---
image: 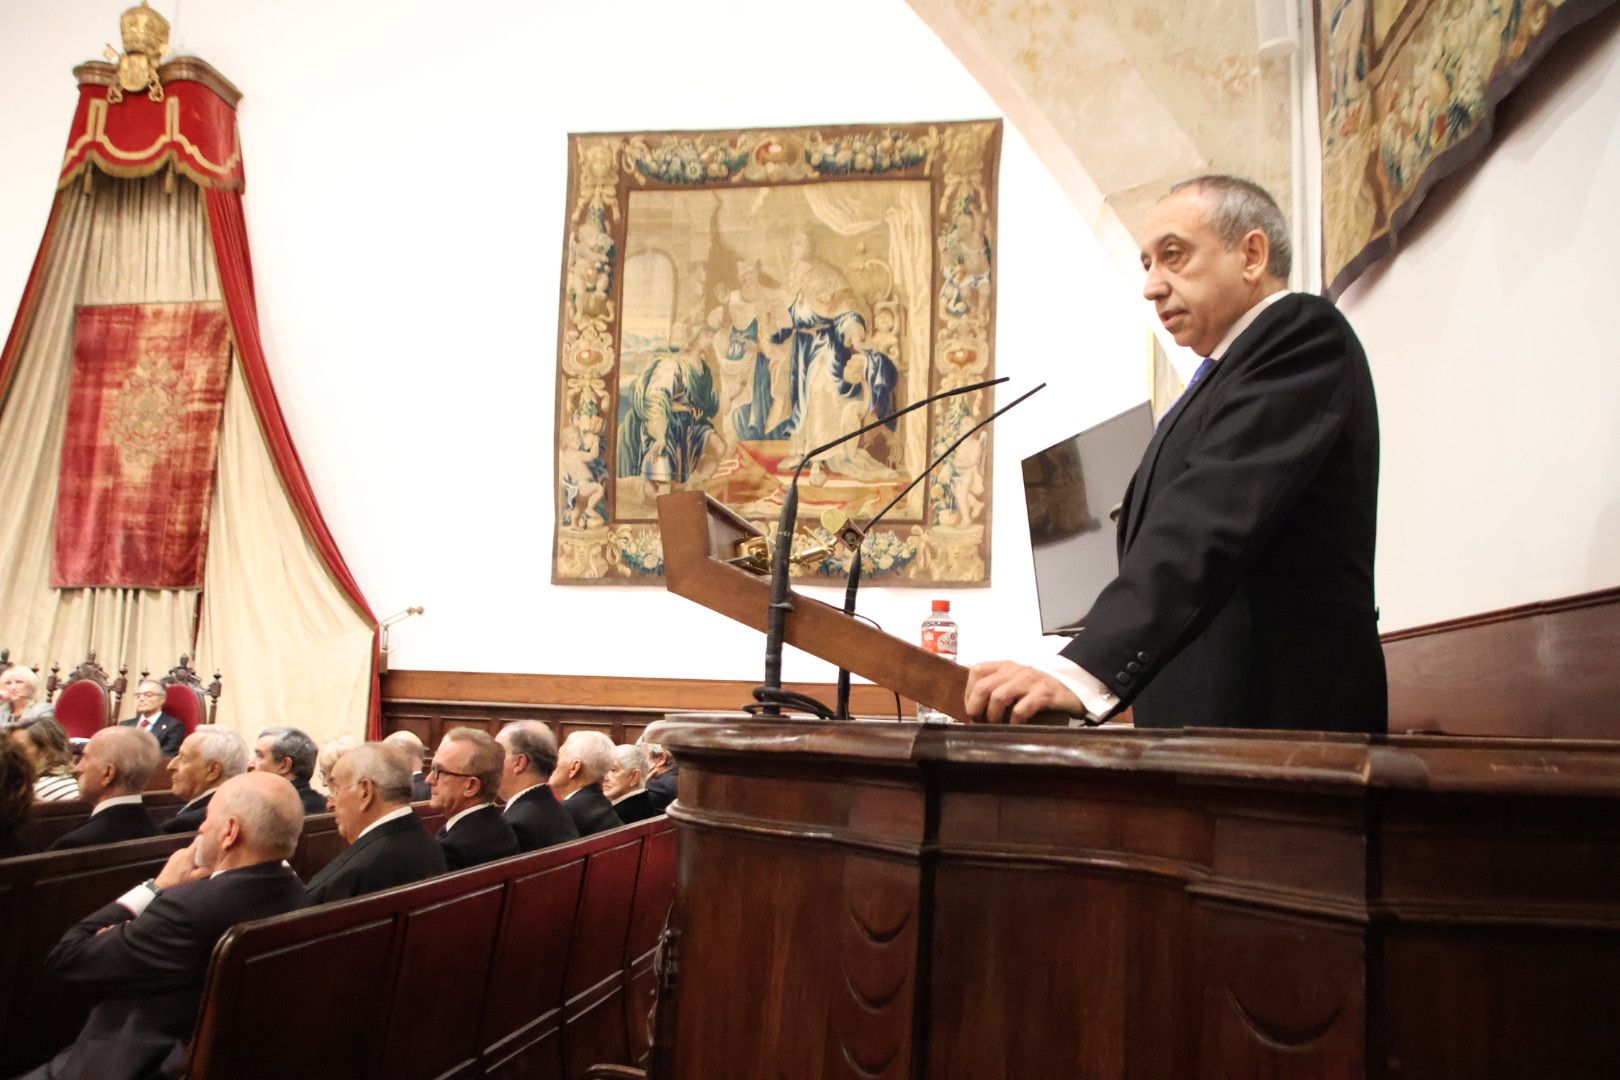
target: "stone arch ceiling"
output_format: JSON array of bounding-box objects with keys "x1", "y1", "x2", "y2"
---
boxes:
[{"x1": 909, "y1": 0, "x2": 1296, "y2": 285}]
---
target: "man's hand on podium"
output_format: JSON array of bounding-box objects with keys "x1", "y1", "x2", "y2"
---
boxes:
[{"x1": 964, "y1": 662, "x2": 1085, "y2": 724}]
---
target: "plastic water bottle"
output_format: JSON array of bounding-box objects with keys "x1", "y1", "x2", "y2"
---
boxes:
[{"x1": 917, "y1": 599, "x2": 958, "y2": 723}]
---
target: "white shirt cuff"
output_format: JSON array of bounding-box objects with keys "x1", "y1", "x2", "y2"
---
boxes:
[
  {"x1": 115, "y1": 880, "x2": 160, "y2": 917},
  {"x1": 1030, "y1": 653, "x2": 1120, "y2": 721}
]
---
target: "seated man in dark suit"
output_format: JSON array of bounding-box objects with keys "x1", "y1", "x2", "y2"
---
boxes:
[
  {"x1": 384, "y1": 729, "x2": 432, "y2": 801},
  {"x1": 47, "y1": 726, "x2": 162, "y2": 851},
  {"x1": 25, "y1": 772, "x2": 309, "y2": 1080},
  {"x1": 639, "y1": 737, "x2": 679, "y2": 813},
  {"x1": 118, "y1": 679, "x2": 185, "y2": 756},
  {"x1": 495, "y1": 721, "x2": 578, "y2": 851},
  {"x1": 251, "y1": 725, "x2": 328, "y2": 814},
  {"x1": 549, "y1": 730, "x2": 623, "y2": 836},
  {"x1": 429, "y1": 726, "x2": 520, "y2": 870},
  {"x1": 162, "y1": 725, "x2": 249, "y2": 834},
  {"x1": 603, "y1": 743, "x2": 658, "y2": 824},
  {"x1": 305, "y1": 742, "x2": 446, "y2": 903}
]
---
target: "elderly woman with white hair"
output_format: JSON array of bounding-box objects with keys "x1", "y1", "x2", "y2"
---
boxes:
[{"x1": 0, "y1": 666, "x2": 54, "y2": 725}]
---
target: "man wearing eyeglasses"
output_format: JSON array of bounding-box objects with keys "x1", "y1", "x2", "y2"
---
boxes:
[
  {"x1": 428, "y1": 727, "x2": 519, "y2": 871},
  {"x1": 119, "y1": 680, "x2": 184, "y2": 756}
]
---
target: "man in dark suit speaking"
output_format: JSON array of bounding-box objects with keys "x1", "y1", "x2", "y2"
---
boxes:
[
  {"x1": 24, "y1": 772, "x2": 309, "y2": 1080},
  {"x1": 967, "y1": 175, "x2": 1386, "y2": 734},
  {"x1": 305, "y1": 742, "x2": 446, "y2": 903}
]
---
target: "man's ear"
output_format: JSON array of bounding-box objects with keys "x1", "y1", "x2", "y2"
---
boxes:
[
  {"x1": 221, "y1": 816, "x2": 243, "y2": 851},
  {"x1": 205, "y1": 761, "x2": 224, "y2": 787},
  {"x1": 1240, "y1": 228, "x2": 1271, "y2": 283}
]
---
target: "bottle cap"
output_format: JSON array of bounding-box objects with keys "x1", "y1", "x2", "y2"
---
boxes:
[{"x1": 931, "y1": 599, "x2": 950, "y2": 612}]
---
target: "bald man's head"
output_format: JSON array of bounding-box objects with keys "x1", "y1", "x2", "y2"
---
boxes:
[
  {"x1": 75, "y1": 725, "x2": 162, "y2": 803},
  {"x1": 195, "y1": 771, "x2": 305, "y2": 870}
]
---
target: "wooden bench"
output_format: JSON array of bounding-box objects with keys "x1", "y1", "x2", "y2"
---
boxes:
[
  {"x1": 14, "y1": 791, "x2": 186, "y2": 853},
  {"x1": 0, "y1": 803, "x2": 440, "y2": 1073},
  {"x1": 189, "y1": 815, "x2": 677, "y2": 1080}
]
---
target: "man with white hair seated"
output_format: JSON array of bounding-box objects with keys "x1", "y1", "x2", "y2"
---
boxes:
[
  {"x1": 383, "y1": 729, "x2": 432, "y2": 801},
  {"x1": 549, "y1": 730, "x2": 623, "y2": 837},
  {"x1": 0, "y1": 665, "x2": 54, "y2": 725},
  {"x1": 495, "y1": 721, "x2": 578, "y2": 851},
  {"x1": 119, "y1": 679, "x2": 184, "y2": 756},
  {"x1": 429, "y1": 727, "x2": 520, "y2": 870},
  {"x1": 25, "y1": 772, "x2": 309, "y2": 1080},
  {"x1": 162, "y1": 725, "x2": 249, "y2": 834},
  {"x1": 603, "y1": 743, "x2": 658, "y2": 825},
  {"x1": 639, "y1": 737, "x2": 679, "y2": 813},
  {"x1": 305, "y1": 742, "x2": 446, "y2": 903},
  {"x1": 47, "y1": 727, "x2": 163, "y2": 851}
]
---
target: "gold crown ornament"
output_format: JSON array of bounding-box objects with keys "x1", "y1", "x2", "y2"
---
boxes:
[{"x1": 104, "y1": 2, "x2": 171, "y2": 103}]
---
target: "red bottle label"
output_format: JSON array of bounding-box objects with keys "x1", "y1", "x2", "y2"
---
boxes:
[{"x1": 921, "y1": 626, "x2": 957, "y2": 657}]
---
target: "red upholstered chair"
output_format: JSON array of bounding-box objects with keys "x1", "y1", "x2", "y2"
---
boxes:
[{"x1": 43, "y1": 651, "x2": 125, "y2": 740}]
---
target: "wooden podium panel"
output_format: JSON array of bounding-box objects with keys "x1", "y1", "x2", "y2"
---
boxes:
[{"x1": 649, "y1": 718, "x2": 1620, "y2": 1079}]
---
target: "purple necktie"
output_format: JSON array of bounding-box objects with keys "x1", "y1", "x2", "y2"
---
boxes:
[{"x1": 1157, "y1": 357, "x2": 1216, "y2": 429}]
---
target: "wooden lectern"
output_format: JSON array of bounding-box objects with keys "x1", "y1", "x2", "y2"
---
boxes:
[
  {"x1": 657, "y1": 490, "x2": 972, "y2": 719},
  {"x1": 650, "y1": 495, "x2": 1620, "y2": 1080}
]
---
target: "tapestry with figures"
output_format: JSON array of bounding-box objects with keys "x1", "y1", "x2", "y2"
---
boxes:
[
  {"x1": 1316, "y1": 0, "x2": 1615, "y2": 297},
  {"x1": 553, "y1": 120, "x2": 1002, "y2": 585}
]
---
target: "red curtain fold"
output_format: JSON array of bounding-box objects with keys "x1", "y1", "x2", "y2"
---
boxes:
[
  {"x1": 204, "y1": 188, "x2": 383, "y2": 737},
  {"x1": 58, "y1": 74, "x2": 244, "y2": 191},
  {"x1": 53, "y1": 302, "x2": 232, "y2": 588},
  {"x1": 0, "y1": 194, "x2": 64, "y2": 410}
]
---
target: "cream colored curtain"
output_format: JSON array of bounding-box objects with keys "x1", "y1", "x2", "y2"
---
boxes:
[
  {"x1": 0, "y1": 172, "x2": 373, "y2": 745},
  {"x1": 193, "y1": 356, "x2": 374, "y2": 746}
]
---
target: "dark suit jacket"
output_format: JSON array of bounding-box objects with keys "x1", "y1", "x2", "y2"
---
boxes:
[
  {"x1": 437, "y1": 804, "x2": 520, "y2": 870},
  {"x1": 119, "y1": 712, "x2": 184, "y2": 756},
  {"x1": 563, "y1": 784, "x2": 624, "y2": 837},
  {"x1": 292, "y1": 779, "x2": 329, "y2": 816},
  {"x1": 646, "y1": 767, "x2": 678, "y2": 812},
  {"x1": 160, "y1": 790, "x2": 215, "y2": 834},
  {"x1": 411, "y1": 772, "x2": 431, "y2": 802},
  {"x1": 47, "y1": 802, "x2": 157, "y2": 851},
  {"x1": 32, "y1": 859, "x2": 308, "y2": 1080},
  {"x1": 305, "y1": 810, "x2": 447, "y2": 904},
  {"x1": 612, "y1": 790, "x2": 659, "y2": 825},
  {"x1": 504, "y1": 784, "x2": 579, "y2": 851},
  {"x1": 1063, "y1": 293, "x2": 1386, "y2": 733}
]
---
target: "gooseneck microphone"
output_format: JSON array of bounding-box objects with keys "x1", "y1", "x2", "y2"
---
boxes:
[
  {"x1": 752, "y1": 375, "x2": 1012, "y2": 719},
  {"x1": 832, "y1": 381, "x2": 1046, "y2": 720}
]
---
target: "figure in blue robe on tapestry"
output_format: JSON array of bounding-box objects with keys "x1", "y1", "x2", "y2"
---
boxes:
[
  {"x1": 617, "y1": 347, "x2": 720, "y2": 497},
  {"x1": 725, "y1": 319, "x2": 795, "y2": 441},
  {"x1": 771, "y1": 230, "x2": 900, "y2": 484}
]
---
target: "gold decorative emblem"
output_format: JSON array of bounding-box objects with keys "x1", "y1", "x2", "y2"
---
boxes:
[
  {"x1": 104, "y1": 2, "x2": 170, "y2": 104},
  {"x1": 112, "y1": 347, "x2": 184, "y2": 475}
]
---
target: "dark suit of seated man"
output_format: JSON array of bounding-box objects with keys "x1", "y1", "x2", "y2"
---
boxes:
[
  {"x1": 23, "y1": 772, "x2": 309, "y2": 1080},
  {"x1": 640, "y1": 739, "x2": 679, "y2": 813},
  {"x1": 119, "y1": 679, "x2": 185, "y2": 756},
  {"x1": 429, "y1": 726, "x2": 520, "y2": 871},
  {"x1": 251, "y1": 725, "x2": 330, "y2": 815},
  {"x1": 161, "y1": 725, "x2": 250, "y2": 834},
  {"x1": 47, "y1": 726, "x2": 162, "y2": 851},
  {"x1": 604, "y1": 743, "x2": 659, "y2": 825},
  {"x1": 496, "y1": 721, "x2": 579, "y2": 851},
  {"x1": 550, "y1": 730, "x2": 625, "y2": 837},
  {"x1": 305, "y1": 742, "x2": 447, "y2": 903}
]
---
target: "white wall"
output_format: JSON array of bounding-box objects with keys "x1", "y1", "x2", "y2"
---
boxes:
[
  {"x1": 0, "y1": 1, "x2": 1149, "y2": 680},
  {"x1": 1339, "y1": 17, "x2": 1620, "y2": 630}
]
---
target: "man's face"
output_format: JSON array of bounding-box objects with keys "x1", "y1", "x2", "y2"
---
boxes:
[
  {"x1": 1139, "y1": 187, "x2": 1262, "y2": 360},
  {"x1": 74, "y1": 733, "x2": 112, "y2": 801},
  {"x1": 133, "y1": 685, "x2": 164, "y2": 715},
  {"x1": 1, "y1": 670, "x2": 32, "y2": 708},
  {"x1": 427, "y1": 739, "x2": 478, "y2": 812},
  {"x1": 494, "y1": 732, "x2": 523, "y2": 800},
  {"x1": 194, "y1": 795, "x2": 234, "y2": 871},
  {"x1": 547, "y1": 748, "x2": 577, "y2": 791},
  {"x1": 168, "y1": 734, "x2": 216, "y2": 802},
  {"x1": 252, "y1": 737, "x2": 290, "y2": 778},
  {"x1": 329, "y1": 758, "x2": 367, "y2": 843},
  {"x1": 602, "y1": 760, "x2": 641, "y2": 800}
]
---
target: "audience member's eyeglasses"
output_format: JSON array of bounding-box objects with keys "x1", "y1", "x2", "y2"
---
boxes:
[{"x1": 425, "y1": 763, "x2": 476, "y2": 780}]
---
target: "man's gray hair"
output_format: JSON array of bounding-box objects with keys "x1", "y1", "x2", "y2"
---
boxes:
[
  {"x1": 259, "y1": 726, "x2": 318, "y2": 783},
  {"x1": 1169, "y1": 174, "x2": 1292, "y2": 281},
  {"x1": 137, "y1": 678, "x2": 165, "y2": 697},
  {"x1": 442, "y1": 727, "x2": 505, "y2": 801},
  {"x1": 562, "y1": 730, "x2": 615, "y2": 784},
  {"x1": 343, "y1": 742, "x2": 414, "y2": 804},
  {"x1": 99, "y1": 725, "x2": 163, "y2": 792},
  {"x1": 382, "y1": 730, "x2": 426, "y2": 769},
  {"x1": 611, "y1": 743, "x2": 649, "y2": 779},
  {"x1": 190, "y1": 725, "x2": 249, "y2": 779},
  {"x1": 635, "y1": 734, "x2": 667, "y2": 759},
  {"x1": 215, "y1": 777, "x2": 303, "y2": 857},
  {"x1": 500, "y1": 721, "x2": 559, "y2": 778}
]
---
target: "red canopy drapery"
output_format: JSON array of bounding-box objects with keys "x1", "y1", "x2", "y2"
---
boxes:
[{"x1": 3, "y1": 57, "x2": 382, "y2": 736}]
